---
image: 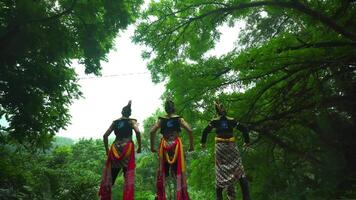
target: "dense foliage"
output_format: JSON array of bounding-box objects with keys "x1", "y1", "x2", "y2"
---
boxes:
[
  {"x1": 1, "y1": 0, "x2": 355, "y2": 199},
  {"x1": 0, "y1": 134, "x2": 186, "y2": 200},
  {"x1": 133, "y1": 0, "x2": 356, "y2": 199},
  {"x1": 0, "y1": 138, "x2": 105, "y2": 199},
  {"x1": 0, "y1": 118, "x2": 214, "y2": 200},
  {"x1": 0, "y1": 0, "x2": 143, "y2": 148}
]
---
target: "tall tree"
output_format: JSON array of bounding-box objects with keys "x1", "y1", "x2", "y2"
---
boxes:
[
  {"x1": 134, "y1": 0, "x2": 356, "y2": 199},
  {"x1": 0, "y1": 0, "x2": 143, "y2": 148}
]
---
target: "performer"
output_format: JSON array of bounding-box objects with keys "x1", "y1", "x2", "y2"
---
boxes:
[
  {"x1": 201, "y1": 101, "x2": 251, "y2": 200},
  {"x1": 99, "y1": 100, "x2": 142, "y2": 200},
  {"x1": 150, "y1": 100, "x2": 194, "y2": 200}
]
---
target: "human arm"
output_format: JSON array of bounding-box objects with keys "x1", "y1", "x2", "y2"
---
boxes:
[
  {"x1": 150, "y1": 120, "x2": 160, "y2": 153},
  {"x1": 180, "y1": 118, "x2": 194, "y2": 151},
  {"x1": 103, "y1": 123, "x2": 114, "y2": 155},
  {"x1": 132, "y1": 120, "x2": 142, "y2": 153},
  {"x1": 201, "y1": 123, "x2": 213, "y2": 149},
  {"x1": 236, "y1": 122, "x2": 250, "y2": 145}
]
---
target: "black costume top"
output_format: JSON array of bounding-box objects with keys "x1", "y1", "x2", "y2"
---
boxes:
[
  {"x1": 201, "y1": 116, "x2": 249, "y2": 144},
  {"x1": 159, "y1": 116, "x2": 181, "y2": 136},
  {"x1": 112, "y1": 118, "x2": 136, "y2": 140}
]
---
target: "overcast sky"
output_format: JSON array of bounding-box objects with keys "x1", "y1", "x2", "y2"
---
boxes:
[
  {"x1": 57, "y1": 21, "x2": 244, "y2": 139},
  {"x1": 57, "y1": 25, "x2": 164, "y2": 139}
]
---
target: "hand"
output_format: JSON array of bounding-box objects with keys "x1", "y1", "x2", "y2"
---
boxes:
[
  {"x1": 137, "y1": 147, "x2": 142, "y2": 154},
  {"x1": 200, "y1": 143, "x2": 206, "y2": 149}
]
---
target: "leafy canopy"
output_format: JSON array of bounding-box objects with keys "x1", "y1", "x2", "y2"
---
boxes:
[
  {"x1": 134, "y1": 0, "x2": 356, "y2": 199},
  {"x1": 0, "y1": 0, "x2": 143, "y2": 148}
]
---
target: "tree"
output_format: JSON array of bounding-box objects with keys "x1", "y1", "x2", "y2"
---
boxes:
[
  {"x1": 0, "y1": 0, "x2": 143, "y2": 148},
  {"x1": 134, "y1": 0, "x2": 356, "y2": 199}
]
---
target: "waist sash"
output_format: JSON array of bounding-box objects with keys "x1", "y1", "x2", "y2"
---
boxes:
[{"x1": 98, "y1": 141, "x2": 135, "y2": 200}]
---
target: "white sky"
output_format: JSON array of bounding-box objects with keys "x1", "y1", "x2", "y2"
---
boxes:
[
  {"x1": 57, "y1": 25, "x2": 165, "y2": 139},
  {"x1": 57, "y1": 21, "x2": 244, "y2": 139}
]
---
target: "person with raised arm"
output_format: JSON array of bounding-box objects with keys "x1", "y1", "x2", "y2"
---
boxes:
[
  {"x1": 201, "y1": 101, "x2": 251, "y2": 200},
  {"x1": 150, "y1": 100, "x2": 194, "y2": 200},
  {"x1": 99, "y1": 100, "x2": 142, "y2": 200}
]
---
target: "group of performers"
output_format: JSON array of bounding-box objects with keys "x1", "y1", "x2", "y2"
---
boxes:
[{"x1": 99, "y1": 100, "x2": 251, "y2": 200}]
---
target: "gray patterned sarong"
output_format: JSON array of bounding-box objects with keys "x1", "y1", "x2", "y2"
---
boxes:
[{"x1": 215, "y1": 141, "x2": 245, "y2": 188}]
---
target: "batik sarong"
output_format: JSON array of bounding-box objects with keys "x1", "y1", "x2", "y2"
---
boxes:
[
  {"x1": 215, "y1": 137, "x2": 245, "y2": 188},
  {"x1": 156, "y1": 137, "x2": 190, "y2": 200},
  {"x1": 99, "y1": 140, "x2": 135, "y2": 200}
]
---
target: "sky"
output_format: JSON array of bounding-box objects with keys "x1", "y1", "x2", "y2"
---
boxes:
[
  {"x1": 57, "y1": 25, "x2": 165, "y2": 139},
  {"x1": 57, "y1": 21, "x2": 244, "y2": 139}
]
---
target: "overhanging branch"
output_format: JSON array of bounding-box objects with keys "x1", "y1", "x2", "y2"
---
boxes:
[
  {"x1": 28, "y1": 0, "x2": 78, "y2": 23},
  {"x1": 153, "y1": 0, "x2": 356, "y2": 42}
]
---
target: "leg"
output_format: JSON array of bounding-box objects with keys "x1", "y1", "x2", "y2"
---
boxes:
[
  {"x1": 111, "y1": 166, "x2": 122, "y2": 185},
  {"x1": 165, "y1": 163, "x2": 178, "y2": 200},
  {"x1": 123, "y1": 167, "x2": 127, "y2": 177},
  {"x1": 239, "y1": 176, "x2": 251, "y2": 200},
  {"x1": 165, "y1": 161, "x2": 170, "y2": 177},
  {"x1": 216, "y1": 185, "x2": 223, "y2": 200},
  {"x1": 170, "y1": 164, "x2": 177, "y2": 200},
  {"x1": 170, "y1": 161, "x2": 177, "y2": 181},
  {"x1": 226, "y1": 184, "x2": 236, "y2": 200}
]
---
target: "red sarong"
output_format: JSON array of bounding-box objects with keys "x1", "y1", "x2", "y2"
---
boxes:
[
  {"x1": 156, "y1": 137, "x2": 190, "y2": 200},
  {"x1": 99, "y1": 141, "x2": 135, "y2": 200}
]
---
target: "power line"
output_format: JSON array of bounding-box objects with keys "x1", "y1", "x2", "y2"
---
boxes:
[{"x1": 78, "y1": 72, "x2": 149, "y2": 80}]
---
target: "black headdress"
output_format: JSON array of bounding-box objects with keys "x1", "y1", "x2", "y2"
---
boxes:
[
  {"x1": 214, "y1": 100, "x2": 226, "y2": 116},
  {"x1": 122, "y1": 100, "x2": 132, "y2": 117},
  {"x1": 164, "y1": 99, "x2": 175, "y2": 114}
]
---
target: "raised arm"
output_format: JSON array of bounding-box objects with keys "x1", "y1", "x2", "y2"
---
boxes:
[
  {"x1": 180, "y1": 118, "x2": 194, "y2": 151},
  {"x1": 132, "y1": 120, "x2": 142, "y2": 153},
  {"x1": 201, "y1": 123, "x2": 214, "y2": 148},
  {"x1": 150, "y1": 120, "x2": 160, "y2": 153},
  {"x1": 103, "y1": 123, "x2": 114, "y2": 156},
  {"x1": 236, "y1": 122, "x2": 250, "y2": 145}
]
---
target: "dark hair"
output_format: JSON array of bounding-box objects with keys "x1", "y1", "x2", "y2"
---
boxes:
[
  {"x1": 164, "y1": 100, "x2": 175, "y2": 114},
  {"x1": 121, "y1": 100, "x2": 132, "y2": 117},
  {"x1": 214, "y1": 101, "x2": 226, "y2": 116}
]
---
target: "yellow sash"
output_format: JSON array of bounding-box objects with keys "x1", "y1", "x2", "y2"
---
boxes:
[
  {"x1": 159, "y1": 137, "x2": 186, "y2": 172},
  {"x1": 111, "y1": 142, "x2": 132, "y2": 159}
]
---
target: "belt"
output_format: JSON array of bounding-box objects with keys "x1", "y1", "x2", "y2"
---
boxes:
[{"x1": 215, "y1": 136, "x2": 236, "y2": 143}]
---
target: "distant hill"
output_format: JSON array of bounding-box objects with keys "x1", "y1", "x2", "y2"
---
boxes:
[{"x1": 53, "y1": 136, "x2": 75, "y2": 147}]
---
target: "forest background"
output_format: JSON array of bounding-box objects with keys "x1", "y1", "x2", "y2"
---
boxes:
[{"x1": 1, "y1": 0, "x2": 355, "y2": 199}]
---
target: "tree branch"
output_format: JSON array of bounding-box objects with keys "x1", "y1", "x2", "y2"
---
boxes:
[
  {"x1": 0, "y1": 0, "x2": 77, "y2": 44},
  {"x1": 285, "y1": 0, "x2": 356, "y2": 41},
  {"x1": 154, "y1": 1, "x2": 356, "y2": 42},
  {"x1": 27, "y1": 0, "x2": 77, "y2": 23},
  {"x1": 255, "y1": 128, "x2": 322, "y2": 164},
  {"x1": 223, "y1": 0, "x2": 356, "y2": 41},
  {"x1": 277, "y1": 40, "x2": 356, "y2": 52}
]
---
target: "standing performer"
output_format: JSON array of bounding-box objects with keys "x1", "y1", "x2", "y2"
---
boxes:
[
  {"x1": 150, "y1": 100, "x2": 194, "y2": 200},
  {"x1": 201, "y1": 101, "x2": 251, "y2": 200},
  {"x1": 99, "y1": 100, "x2": 142, "y2": 200}
]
